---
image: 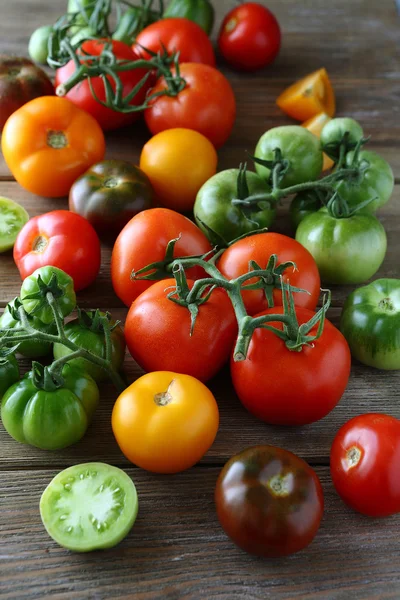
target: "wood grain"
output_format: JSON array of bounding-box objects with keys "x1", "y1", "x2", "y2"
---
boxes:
[{"x1": 1, "y1": 468, "x2": 400, "y2": 600}]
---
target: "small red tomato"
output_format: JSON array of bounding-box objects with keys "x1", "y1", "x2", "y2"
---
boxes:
[
  {"x1": 14, "y1": 210, "x2": 101, "y2": 291},
  {"x1": 330, "y1": 414, "x2": 400, "y2": 517},
  {"x1": 218, "y1": 2, "x2": 281, "y2": 72},
  {"x1": 215, "y1": 445, "x2": 324, "y2": 557}
]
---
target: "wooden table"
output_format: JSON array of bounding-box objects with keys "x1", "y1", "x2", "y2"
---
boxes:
[{"x1": 1, "y1": 1, "x2": 400, "y2": 598}]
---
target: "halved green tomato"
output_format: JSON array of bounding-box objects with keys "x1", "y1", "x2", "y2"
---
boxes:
[
  {"x1": 0, "y1": 197, "x2": 29, "y2": 253},
  {"x1": 40, "y1": 463, "x2": 138, "y2": 552}
]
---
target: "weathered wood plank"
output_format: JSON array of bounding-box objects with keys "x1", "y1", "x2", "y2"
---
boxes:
[{"x1": 1, "y1": 467, "x2": 399, "y2": 600}]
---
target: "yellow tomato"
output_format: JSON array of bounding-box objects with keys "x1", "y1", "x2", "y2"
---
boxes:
[
  {"x1": 139, "y1": 128, "x2": 218, "y2": 212},
  {"x1": 112, "y1": 371, "x2": 219, "y2": 474},
  {"x1": 302, "y1": 113, "x2": 335, "y2": 171},
  {"x1": 277, "y1": 68, "x2": 335, "y2": 122}
]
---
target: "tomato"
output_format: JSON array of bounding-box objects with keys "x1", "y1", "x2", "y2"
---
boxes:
[
  {"x1": 125, "y1": 279, "x2": 237, "y2": 382},
  {"x1": 0, "y1": 355, "x2": 20, "y2": 399},
  {"x1": 14, "y1": 211, "x2": 101, "y2": 292},
  {"x1": 140, "y1": 128, "x2": 218, "y2": 211},
  {"x1": 28, "y1": 25, "x2": 54, "y2": 64},
  {"x1": 144, "y1": 63, "x2": 236, "y2": 149},
  {"x1": 1, "y1": 364, "x2": 99, "y2": 450},
  {"x1": 295, "y1": 208, "x2": 387, "y2": 285},
  {"x1": 333, "y1": 150, "x2": 394, "y2": 214},
  {"x1": 40, "y1": 463, "x2": 138, "y2": 552},
  {"x1": 320, "y1": 117, "x2": 364, "y2": 161},
  {"x1": 194, "y1": 168, "x2": 275, "y2": 244},
  {"x1": 0, "y1": 196, "x2": 29, "y2": 253},
  {"x1": 289, "y1": 190, "x2": 322, "y2": 230},
  {"x1": 0, "y1": 56, "x2": 54, "y2": 131},
  {"x1": 55, "y1": 40, "x2": 150, "y2": 131},
  {"x1": 0, "y1": 298, "x2": 56, "y2": 358},
  {"x1": 330, "y1": 414, "x2": 400, "y2": 517},
  {"x1": 112, "y1": 371, "x2": 219, "y2": 473},
  {"x1": 218, "y1": 2, "x2": 281, "y2": 72},
  {"x1": 68, "y1": 160, "x2": 154, "y2": 238},
  {"x1": 302, "y1": 113, "x2": 334, "y2": 172},
  {"x1": 231, "y1": 306, "x2": 351, "y2": 425},
  {"x1": 1, "y1": 96, "x2": 105, "y2": 198},
  {"x1": 163, "y1": 0, "x2": 215, "y2": 35},
  {"x1": 218, "y1": 233, "x2": 321, "y2": 315},
  {"x1": 215, "y1": 446, "x2": 324, "y2": 557},
  {"x1": 254, "y1": 126, "x2": 323, "y2": 188},
  {"x1": 276, "y1": 68, "x2": 335, "y2": 121},
  {"x1": 111, "y1": 208, "x2": 212, "y2": 307},
  {"x1": 134, "y1": 18, "x2": 216, "y2": 66},
  {"x1": 53, "y1": 310, "x2": 126, "y2": 382},
  {"x1": 340, "y1": 279, "x2": 400, "y2": 370},
  {"x1": 20, "y1": 266, "x2": 76, "y2": 325}
]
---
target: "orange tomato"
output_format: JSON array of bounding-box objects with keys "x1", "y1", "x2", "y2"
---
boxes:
[
  {"x1": 139, "y1": 128, "x2": 218, "y2": 212},
  {"x1": 302, "y1": 113, "x2": 335, "y2": 171},
  {"x1": 276, "y1": 68, "x2": 335, "y2": 122},
  {"x1": 1, "y1": 96, "x2": 105, "y2": 197},
  {"x1": 112, "y1": 372, "x2": 219, "y2": 474}
]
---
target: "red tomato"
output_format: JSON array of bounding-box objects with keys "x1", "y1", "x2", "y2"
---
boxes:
[
  {"x1": 134, "y1": 18, "x2": 216, "y2": 66},
  {"x1": 125, "y1": 279, "x2": 237, "y2": 382},
  {"x1": 231, "y1": 306, "x2": 351, "y2": 425},
  {"x1": 218, "y1": 2, "x2": 281, "y2": 72},
  {"x1": 111, "y1": 208, "x2": 212, "y2": 307},
  {"x1": 218, "y1": 233, "x2": 321, "y2": 315},
  {"x1": 13, "y1": 210, "x2": 101, "y2": 291},
  {"x1": 145, "y1": 63, "x2": 236, "y2": 149},
  {"x1": 55, "y1": 40, "x2": 150, "y2": 131},
  {"x1": 331, "y1": 414, "x2": 400, "y2": 517}
]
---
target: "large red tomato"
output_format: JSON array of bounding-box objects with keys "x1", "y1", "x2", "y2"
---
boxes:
[
  {"x1": 55, "y1": 40, "x2": 150, "y2": 131},
  {"x1": 125, "y1": 279, "x2": 237, "y2": 382},
  {"x1": 231, "y1": 306, "x2": 351, "y2": 425},
  {"x1": 218, "y1": 232, "x2": 321, "y2": 315},
  {"x1": 144, "y1": 63, "x2": 236, "y2": 149},
  {"x1": 111, "y1": 208, "x2": 212, "y2": 307},
  {"x1": 331, "y1": 413, "x2": 400, "y2": 517},
  {"x1": 13, "y1": 210, "x2": 101, "y2": 291},
  {"x1": 134, "y1": 18, "x2": 216, "y2": 66}
]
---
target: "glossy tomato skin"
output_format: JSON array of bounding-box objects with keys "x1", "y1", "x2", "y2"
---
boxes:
[
  {"x1": 145, "y1": 63, "x2": 236, "y2": 149},
  {"x1": 111, "y1": 208, "x2": 212, "y2": 307},
  {"x1": 1, "y1": 96, "x2": 105, "y2": 198},
  {"x1": 68, "y1": 160, "x2": 154, "y2": 238},
  {"x1": 218, "y1": 3, "x2": 281, "y2": 72},
  {"x1": 330, "y1": 414, "x2": 400, "y2": 517},
  {"x1": 125, "y1": 279, "x2": 237, "y2": 382},
  {"x1": 296, "y1": 208, "x2": 387, "y2": 285},
  {"x1": 134, "y1": 18, "x2": 216, "y2": 66},
  {"x1": 14, "y1": 210, "x2": 101, "y2": 292},
  {"x1": 218, "y1": 233, "x2": 321, "y2": 315},
  {"x1": 340, "y1": 279, "x2": 400, "y2": 370},
  {"x1": 290, "y1": 190, "x2": 322, "y2": 230},
  {"x1": 163, "y1": 0, "x2": 215, "y2": 35},
  {"x1": 55, "y1": 40, "x2": 149, "y2": 131},
  {"x1": 231, "y1": 307, "x2": 351, "y2": 425},
  {"x1": 112, "y1": 371, "x2": 219, "y2": 473},
  {"x1": 215, "y1": 446, "x2": 324, "y2": 557},
  {"x1": 0, "y1": 56, "x2": 54, "y2": 131}
]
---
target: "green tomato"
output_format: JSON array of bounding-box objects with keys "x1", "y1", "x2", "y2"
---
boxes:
[
  {"x1": 320, "y1": 118, "x2": 364, "y2": 160},
  {"x1": 254, "y1": 126, "x2": 323, "y2": 188},
  {"x1": 40, "y1": 462, "x2": 138, "y2": 552},
  {"x1": 113, "y1": 6, "x2": 159, "y2": 44},
  {"x1": 0, "y1": 197, "x2": 29, "y2": 253},
  {"x1": 20, "y1": 266, "x2": 76, "y2": 325},
  {"x1": 28, "y1": 25, "x2": 54, "y2": 64},
  {"x1": 289, "y1": 190, "x2": 322, "y2": 230},
  {"x1": 1, "y1": 364, "x2": 99, "y2": 450},
  {"x1": 340, "y1": 279, "x2": 400, "y2": 371},
  {"x1": 53, "y1": 311, "x2": 126, "y2": 382},
  {"x1": 334, "y1": 150, "x2": 394, "y2": 214},
  {"x1": 0, "y1": 298, "x2": 56, "y2": 358},
  {"x1": 194, "y1": 169, "x2": 276, "y2": 244},
  {"x1": 0, "y1": 355, "x2": 20, "y2": 399},
  {"x1": 295, "y1": 207, "x2": 387, "y2": 285},
  {"x1": 163, "y1": 0, "x2": 215, "y2": 35}
]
